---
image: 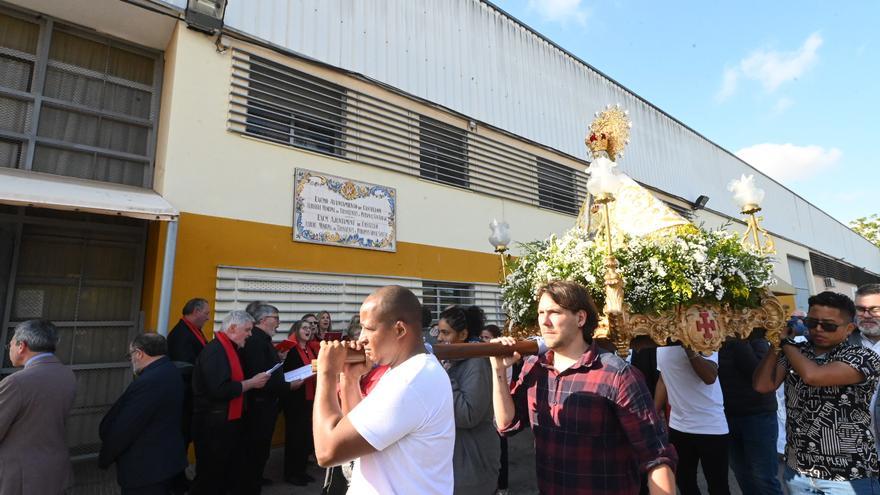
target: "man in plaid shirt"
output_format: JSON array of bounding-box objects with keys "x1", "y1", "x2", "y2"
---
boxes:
[{"x1": 491, "y1": 281, "x2": 677, "y2": 494}]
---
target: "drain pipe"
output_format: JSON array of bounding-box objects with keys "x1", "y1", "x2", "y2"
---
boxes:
[{"x1": 156, "y1": 218, "x2": 179, "y2": 336}]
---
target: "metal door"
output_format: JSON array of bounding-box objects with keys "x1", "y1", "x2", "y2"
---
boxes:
[{"x1": 0, "y1": 208, "x2": 146, "y2": 459}]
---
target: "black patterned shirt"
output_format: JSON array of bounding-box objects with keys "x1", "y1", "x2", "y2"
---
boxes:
[{"x1": 779, "y1": 341, "x2": 880, "y2": 480}]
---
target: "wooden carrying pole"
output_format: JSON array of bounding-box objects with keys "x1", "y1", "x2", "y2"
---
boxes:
[{"x1": 312, "y1": 339, "x2": 543, "y2": 370}]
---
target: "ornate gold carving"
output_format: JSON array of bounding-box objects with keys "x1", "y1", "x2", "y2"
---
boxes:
[
  {"x1": 586, "y1": 106, "x2": 631, "y2": 160},
  {"x1": 508, "y1": 291, "x2": 785, "y2": 355},
  {"x1": 680, "y1": 305, "x2": 726, "y2": 353},
  {"x1": 612, "y1": 289, "x2": 786, "y2": 355},
  {"x1": 741, "y1": 206, "x2": 777, "y2": 255}
]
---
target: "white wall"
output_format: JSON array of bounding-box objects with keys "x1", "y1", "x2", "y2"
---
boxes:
[
  {"x1": 154, "y1": 26, "x2": 574, "y2": 254},
  {"x1": 221, "y1": 0, "x2": 880, "y2": 272}
]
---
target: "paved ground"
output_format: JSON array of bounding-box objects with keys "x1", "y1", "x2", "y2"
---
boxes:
[
  {"x1": 262, "y1": 429, "x2": 540, "y2": 494},
  {"x1": 73, "y1": 427, "x2": 748, "y2": 494},
  {"x1": 261, "y1": 429, "x2": 744, "y2": 495}
]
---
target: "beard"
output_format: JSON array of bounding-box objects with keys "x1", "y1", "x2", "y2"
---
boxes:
[{"x1": 858, "y1": 317, "x2": 880, "y2": 337}]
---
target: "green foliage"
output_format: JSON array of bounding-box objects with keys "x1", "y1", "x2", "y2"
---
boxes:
[
  {"x1": 850, "y1": 214, "x2": 880, "y2": 248},
  {"x1": 501, "y1": 226, "x2": 775, "y2": 328}
]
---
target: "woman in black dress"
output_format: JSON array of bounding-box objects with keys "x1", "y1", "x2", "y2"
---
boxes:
[{"x1": 281, "y1": 320, "x2": 317, "y2": 486}]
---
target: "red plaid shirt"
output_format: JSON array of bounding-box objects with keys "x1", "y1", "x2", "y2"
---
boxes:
[{"x1": 499, "y1": 345, "x2": 677, "y2": 495}]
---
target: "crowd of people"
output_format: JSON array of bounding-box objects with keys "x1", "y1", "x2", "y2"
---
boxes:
[{"x1": 1, "y1": 282, "x2": 880, "y2": 495}]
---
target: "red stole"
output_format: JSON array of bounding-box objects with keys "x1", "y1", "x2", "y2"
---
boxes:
[
  {"x1": 216, "y1": 332, "x2": 244, "y2": 421},
  {"x1": 360, "y1": 365, "x2": 390, "y2": 396},
  {"x1": 308, "y1": 337, "x2": 321, "y2": 356},
  {"x1": 181, "y1": 318, "x2": 207, "y2": 347},
  {"x1": 292, "y1": 337, "x2": 317, "y2": 401}
]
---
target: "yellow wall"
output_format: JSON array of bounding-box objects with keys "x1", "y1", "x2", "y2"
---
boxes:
[{"x1": 142, "y1": 212, "x2": 503, "y2": 334}]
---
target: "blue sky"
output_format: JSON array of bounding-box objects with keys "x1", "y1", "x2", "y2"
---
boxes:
[{"x1": 494, "y1": 1, "x2": 878, "y2": 225}]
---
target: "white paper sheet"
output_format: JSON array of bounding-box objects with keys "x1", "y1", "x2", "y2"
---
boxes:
[{"x1": 284, "y1": 364, "x2": 314, "y2": 383}]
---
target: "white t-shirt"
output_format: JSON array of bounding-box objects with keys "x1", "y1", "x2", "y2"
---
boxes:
[
  {"x1": 657, "y1": 346, "x2": 728, "y2": 435},
  {"x1": 347, "y1": 352, "x2": 455, "y2": 495}
]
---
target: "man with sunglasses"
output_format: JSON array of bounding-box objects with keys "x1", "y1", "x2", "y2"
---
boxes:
[{"x1": 755, "y1": 291, "x2": 880, "y2": 494}]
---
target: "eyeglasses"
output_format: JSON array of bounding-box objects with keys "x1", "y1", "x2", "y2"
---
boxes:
[
  {"x1": 803, "y1": 317, "x2": 847, "y2": 333},
  {"x1": 123, "y1": 348, "x2": 141, "y2": 360},
  {"x1": 856, "y1": 306, "x2": 880, "y2": 317}
]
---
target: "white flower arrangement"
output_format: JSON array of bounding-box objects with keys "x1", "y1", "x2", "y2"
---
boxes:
[{"x1": 502, "y1": 225, "x2": 775, "y2": 328}]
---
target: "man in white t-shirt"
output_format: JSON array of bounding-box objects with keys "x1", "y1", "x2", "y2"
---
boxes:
[
  {"x1": 312, "y1": 285, "x2": 455, "y2": 495},
  {"x1": 656, "y1": 346, "x2": 729, "y2": 495}
]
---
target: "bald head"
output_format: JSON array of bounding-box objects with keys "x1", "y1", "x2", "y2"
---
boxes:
[{"x1": 363, "y1": 285, "x2": 423, "y2": 331}]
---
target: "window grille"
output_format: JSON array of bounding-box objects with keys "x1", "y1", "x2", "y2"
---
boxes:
[
  {"x1": 809, "y1": 252, "x2": 880, "y2": 286},
  {"x1": 243, "y1": 56, "x2": 346, "y2": 157},
  {"x1": 537, "y1": 157, "x2": 578, "y2": 215},
  {"x1": 214, "y1": 266, "x2": 504, "y2": 337},
  {"x1": 419, "y1": 116, "x2": 469, "y2": 188},
  {"x1": 0, "y1": 10, "x2": 161, "y2": 187},
  {"x1": 227, "y1": 48, "x2": 588, "y2": 213}
]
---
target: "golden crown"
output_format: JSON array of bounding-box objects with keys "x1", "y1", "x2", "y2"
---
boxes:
[{"x1": 586, "y1": 105, "x2": 632, "y2": 161}]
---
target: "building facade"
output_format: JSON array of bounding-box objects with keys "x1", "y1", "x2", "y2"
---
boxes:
[{"x1": 0, "y1": 0, "x2": 877, "y2": 486}]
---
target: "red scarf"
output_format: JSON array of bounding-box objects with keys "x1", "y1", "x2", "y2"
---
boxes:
[
  {"x1": 216, "y1": 332, "x2": 244, "y2": 421},
  {"x1": 360, "y1": 365, "x2": 390, "y2": 396},
  {"x1": 292, "y1": 337, "x2": 317, "y2": 401},
  {"x1": 181, "y1": 318, "x2": 207, "y2": 347},
  {"x1": 308, "y1": 338, "x2": 321, "y2": 356}
]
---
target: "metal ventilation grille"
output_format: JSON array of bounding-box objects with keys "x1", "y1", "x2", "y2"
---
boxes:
[
  {"x1": 809, "y1": 252, "x2": 880, "y2": 286},
  {"x1": 228, "y1": 49, "x2": 588, "y2": 214},
  {"x1": 214, "y1": 266, "x2": 505, "y2": 336}
]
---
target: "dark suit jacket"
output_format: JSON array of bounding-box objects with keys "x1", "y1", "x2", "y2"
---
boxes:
[
  {"x1": 167, "y1": 318, "x2": 207, "y2": 366},
  {"x1": 98, "y1": 357, "x2": 187, "y2": 489},
  {"x1": 241, "y1": 328, "x2": 286, "y2": 407}
]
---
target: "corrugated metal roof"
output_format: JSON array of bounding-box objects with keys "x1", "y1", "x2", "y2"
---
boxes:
[{"x1": 219, "y1": 0, "x2": 878, "y2": 272}]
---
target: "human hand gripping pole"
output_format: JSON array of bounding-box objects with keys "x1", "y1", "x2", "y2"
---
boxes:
[
  {"x1": 309, "y1": 337, "x2": 547, "y2": 371},
  {"x1": 487, "y1": 336, "x2": 524, "y2": 432}
]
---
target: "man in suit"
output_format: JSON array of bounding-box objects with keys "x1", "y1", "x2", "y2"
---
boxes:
[
  {"x1": 99, "y1": 333, "x2": 187, "y2": 494},
  {"x1": 0, "y1": 319, "x2": 77, "y2": 495},
  {"x1": 239, "y1": 304, "x2": 288, "y2": 493},
  {"x1": 191, "y1": 310, "x2": 271, "y2": 495},
  {"x1": 167, "y1": 298, "x2": 210, "y2": 448},
  {"x1": 168, "y1": 298, "x2": 211, "y2": 366}
]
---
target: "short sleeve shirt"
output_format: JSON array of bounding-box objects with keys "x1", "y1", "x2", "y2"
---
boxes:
[
  {"x1": 656, "y1": 347, "x2": 728, "y2": 435},
  {"x1": 779, "y1": 341, "x2": 880, "y2": 480},
  {"x1": 347, "y1": 353, "x2": 455, "y2": 494}
]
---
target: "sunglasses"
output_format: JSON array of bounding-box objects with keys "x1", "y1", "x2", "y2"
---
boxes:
[{"x1": 803, "y1": 317, "x2": 847, "y2": 333}]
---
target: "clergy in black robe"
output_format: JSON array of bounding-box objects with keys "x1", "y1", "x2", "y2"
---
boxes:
[
  {"x1": 190, "y1": 311, "x2": 268, "y2": 495},
  {"x1": 238, "y1": 304, "x2": 287, "y2": 494},
  {"x1": 167, "y1": 298, "x2": 211, "y2": 447}
]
